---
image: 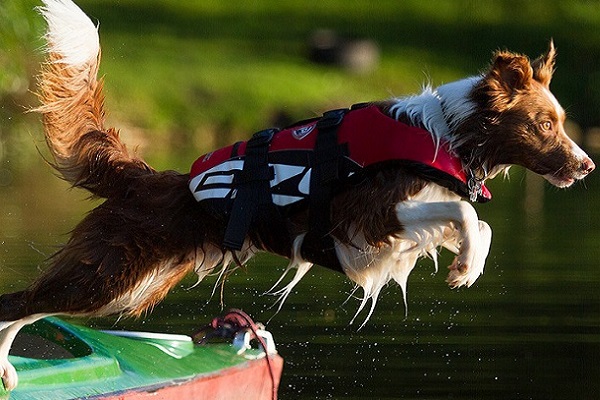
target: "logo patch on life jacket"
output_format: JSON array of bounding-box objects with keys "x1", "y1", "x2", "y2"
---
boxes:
[
  {"x1": 292, "y1": 124, "x2": 315, "y2": 140},
  {"x1": 202, "y1": 151, "x2": 214, "y2": 162}
]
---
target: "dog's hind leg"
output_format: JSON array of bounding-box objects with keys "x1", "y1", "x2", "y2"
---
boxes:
[
  {"x1": 0, "y1": 254, "x2": 195, "y2": 390},
  {"x1": 394, "y1": 200, "x2": 492, "y2": 288},
  {"x1": 0, "y1": 314, "x2": 51, "y2": 390}
]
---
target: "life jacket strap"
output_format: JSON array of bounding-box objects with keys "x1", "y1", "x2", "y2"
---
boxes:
[
  {"x1": 223, "y1": 129, "x2": 278, "y2": 251},
  {"x1": 301, "y1": 109, "x2": 348, "y2": 273}
]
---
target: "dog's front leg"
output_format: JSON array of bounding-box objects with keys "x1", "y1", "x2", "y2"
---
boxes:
[{"x1": 395, "y1": 200, "x2": 491, "y2": 288}]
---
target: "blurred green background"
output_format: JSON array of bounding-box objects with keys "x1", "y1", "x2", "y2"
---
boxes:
[
  {"x1": 1, "y1": 1, "x2": 600, "y2": 399},
  {"x1": 3, "y1": 0, "x2": 600, "y2": 171}
]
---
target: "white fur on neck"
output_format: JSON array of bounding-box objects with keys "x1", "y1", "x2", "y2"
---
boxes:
[{"x1": 388, "y1": 76, "x2": 481, "y2": 150}]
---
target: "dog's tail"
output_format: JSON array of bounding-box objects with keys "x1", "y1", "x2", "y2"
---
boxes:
[{"x1": 36, "y1": 0, "x2": 152, "y2": 197}]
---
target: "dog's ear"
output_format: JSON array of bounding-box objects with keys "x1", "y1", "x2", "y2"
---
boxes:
[
  {"x1": 531, "y1": 40, "x2": 556, "y2": 88},
  {"x1": 487, "y1": 51, "x2": 534, "y2": 95}
]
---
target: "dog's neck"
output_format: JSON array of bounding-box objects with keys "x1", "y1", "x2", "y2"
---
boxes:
[
  {"x1": 388, "y1": 77, "x2": 480, "y2": 145},
  {"x1": 387, "y1": 76, "x2": 506, "y2": 183}
]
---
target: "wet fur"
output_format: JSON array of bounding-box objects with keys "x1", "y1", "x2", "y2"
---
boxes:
[{"x1": 0, "y1": 0, "x2": 594, "y2": 390}]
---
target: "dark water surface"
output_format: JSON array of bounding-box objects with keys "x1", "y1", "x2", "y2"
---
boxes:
[{"x1": 1, "y1": 163, "x2": 599, "y2": 400}]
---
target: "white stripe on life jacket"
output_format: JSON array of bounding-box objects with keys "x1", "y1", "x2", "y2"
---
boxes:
[{"x1": 189, "y1": 160, "x2": 313, "y2": 207}]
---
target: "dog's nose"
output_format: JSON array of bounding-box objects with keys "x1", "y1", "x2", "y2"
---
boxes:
[{"x1": 581, "y1": 157, "x2": 595, "y2": 175}]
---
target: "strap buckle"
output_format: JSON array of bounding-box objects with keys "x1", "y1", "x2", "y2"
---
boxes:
[
  {"x1": 316, "y1": 109, "x2": 347, "y2": 130},
  {"x1": 247, "y1": 128, "x2": 277, "y2": 148}
]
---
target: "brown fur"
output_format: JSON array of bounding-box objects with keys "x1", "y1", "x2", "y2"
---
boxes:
[{"x1": 331, "y1": 168, "x2": 426, "y2": 247}]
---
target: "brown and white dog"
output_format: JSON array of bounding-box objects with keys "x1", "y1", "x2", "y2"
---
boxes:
[{"x1": 0, "y1": 0, "x2": 595, "y2": 390}]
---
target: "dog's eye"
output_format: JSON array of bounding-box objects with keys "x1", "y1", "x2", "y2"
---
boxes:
[{"x1": 539, "y1": 121, "x2": 553, "y2": 131}]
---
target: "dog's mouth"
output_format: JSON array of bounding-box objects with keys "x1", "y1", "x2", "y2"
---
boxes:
[
  {"x1": 542, "y1": 173, "x2": 576, "y2": 188},
  {"x1": 541, "y1": 157, "x2": 595, "y2": 188}
]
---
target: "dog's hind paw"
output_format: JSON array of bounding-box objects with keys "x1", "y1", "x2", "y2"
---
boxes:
[{"x1": 0, "y1": 359, "x2": 18, "y2": 391}]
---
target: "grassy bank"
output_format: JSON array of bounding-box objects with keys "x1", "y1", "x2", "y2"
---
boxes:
[{"x1": 2, "y1": 0, "x2": 600, "y2": 170}]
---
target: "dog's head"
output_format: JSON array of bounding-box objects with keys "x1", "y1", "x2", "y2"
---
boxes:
[{"x1": 467, "y1": 41, "x2": 594, "y2": 187}]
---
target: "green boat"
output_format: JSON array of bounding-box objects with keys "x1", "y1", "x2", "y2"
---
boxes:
[{"x1": 2, "y1": 316, "x2": 283, "y2": 399}]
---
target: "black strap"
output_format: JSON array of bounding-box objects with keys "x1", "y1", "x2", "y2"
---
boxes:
[
  {"x1": 223, "y1": 129, "x2": 277, "y2": 250},
  {"x1": 230, "y1": 141, "x2": 244, "y2": 157},
  {"x1": 301, "y1": 109, "x2": 348, "y2": 273}
]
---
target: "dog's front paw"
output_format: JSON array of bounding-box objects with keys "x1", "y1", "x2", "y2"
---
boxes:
[
  {"x1": 446, "y1": 220, "x2": 492, "y2": 288},
  {"x1": 446, "y1": 221, "x2": 492, "y2": 288},
  {"x1": 445, "y1": 237, "x2": 478, "y2": 288},
  {"x1": 1, "y1": 359, "x2": 18, "y2": 391},
  {"x1": 446, "y1": 260, "x2": 478, "y2": 288},
  {"x1": 446, "y1": 257, "x2": 474, "y2": 288}
]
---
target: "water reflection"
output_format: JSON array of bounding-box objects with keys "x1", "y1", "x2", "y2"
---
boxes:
[{"x1": 1, "y1": 161, "x2": 598, "y2": 399}]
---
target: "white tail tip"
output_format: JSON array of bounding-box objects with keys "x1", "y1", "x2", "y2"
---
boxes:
[{"x1": 39, "y1": 0, "x2": 99, "y2": 66}]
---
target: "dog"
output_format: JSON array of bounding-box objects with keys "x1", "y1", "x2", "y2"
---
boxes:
[{"x1": 0, "y1": 0, "x2": 594, "y2": 390}]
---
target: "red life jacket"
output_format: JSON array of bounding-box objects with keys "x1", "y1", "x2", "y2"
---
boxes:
[
  {"x1": 188, "y1": 104, "x2": 491, "y2": 271},
  {"x1": 189, "y1": 104, "x2": 491, "y2": 206}
]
